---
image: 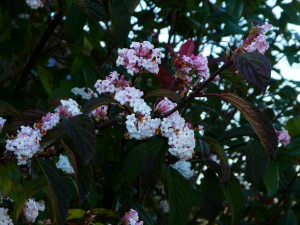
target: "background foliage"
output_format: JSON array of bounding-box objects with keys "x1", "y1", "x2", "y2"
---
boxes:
[{"x1": 0, "y1": 0, "x2": 300, "y2": 224}]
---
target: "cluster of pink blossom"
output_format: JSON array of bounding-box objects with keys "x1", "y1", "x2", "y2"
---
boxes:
[
  {"x1": 6, "y1": 126, "x2": 42, "y2": 165},
  {"x1": 94, "y1": 71, "x2": 129, "y2": 95},
  {"x1": 171, "y1": 161, "x2": 194, "y2": 179},
  {"x1": 120, "y1": 209, "x2": 143, "y2": 225},
  {"x1": 277, "y1": 130, "x2": 291, "y2": 146},
  {"x1": 55, "y1": 98, "x2": 82, "y2": 118},
  {"x1": 0, "y1": 117, "x2": 6, "y2": 133},
  {"x1": 56, "y1": 155, "x2": 74, "y2": 174},
  {"x1": 176, "y1": 54, "x2": 210, "y2": 80},
  {"x1": 24, "y1": 199, "x2": 45, "y2": 223},
  {"x1": 243, "y1": 23, "x2": 272, "y2": 54},
  {"x1": 25, "y1": 0, "x2": 43, "y2": 9},
  {"x1": 91, "y1": 105, "x2": 108, "y2": 121},
  {"x1": 0, "y1": 208, "x2": 13, "y2": 225},
  {"x1": 41, "y1": 112, "x2": 60, "y2": 131},
  {"x1": 71, "y1": 87, "x2": 98, "y2": 100},
  {"x1": 158, "y1": 98, "x2": 195, "y2": 160},
  {"x1": 116, "y1": 41, "x2": 161, "y2": 75}
]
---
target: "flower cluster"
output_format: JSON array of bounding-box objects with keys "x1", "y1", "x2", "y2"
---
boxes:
[
  {"x1": 176, "y1": 54, "x2": 210, "y2": 80},
  {"x1": 91, "y1": 105, "x2": 108, "y2": 121},
  {"x1": 41, "y1": 113, "x2": 60, "y2": 131},
  {"x1": 24, "y1": 199, "x2": 45, "y2": 223},
  {"x1": 243, "y1": 23, "x2": 272, "y2": 54},
  {"x1": 71, "y1": 87, "x2": 98, "y2": 100},
  {"x1": 159, "y1": 99, "x2": 195, "y2": 160},
  {"x1": 116, "y1": 41, "x2": 161, "y2": 75},
  {"x1": 0, "y1": 117, "x2": 6, "y2": 133},
  {"x1": 277, "y1": 130, "x2": 291, "y2": 146},
  {"x1": 171, "y1": 161, "x2": 194, "y2": 179},
  {"x1": 55, "y1": 98, "x2": 82, "y2": 118},
  {"x1": 94, "y1": 71, "x2": 129, "y2": 95},
  {"x1": 120, "y1": 209, "x2": 143, "y2": 225},
  {"x1": 0, "y1": 208, "x2": 13, "y2": 225},
  {"x1": 26, "y1": 0, "x2": 43, "y2": 9},
  {"x1": 56, "y1": 155, "x2": 74, "y2": 174},
  {"x1": 6, "y1": 126, "x2": 42, "y2": 165}
]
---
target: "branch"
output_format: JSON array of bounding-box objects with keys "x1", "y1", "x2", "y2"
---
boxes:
[{"x1": 15, "y1": 12, "x2": 62, "y2": 94}]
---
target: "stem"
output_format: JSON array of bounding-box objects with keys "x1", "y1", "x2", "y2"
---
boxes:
[{"x1": 160, "y1": 60, "x2": 232, "y2": 118}]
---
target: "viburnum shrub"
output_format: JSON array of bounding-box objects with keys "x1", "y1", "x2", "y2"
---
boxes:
[{"x1": 0, "y1": 0, "x2": 298, "y2": 225}]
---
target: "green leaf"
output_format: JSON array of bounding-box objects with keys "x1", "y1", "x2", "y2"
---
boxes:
[
  {"x1": 88, "y1": 208, "x2": 118, "y2": 219},
  {"x1": 66, "y1": 209, "x2": 86, "y2": 220},
  {"x1": 83, "y1": 97, "x2": 115, "y2": 114},
  {"x1": 200, "y1": 169, "x2": 223, "y2": 222},
  {"x1": 277, "y1": 209, "x2": 297, "y2": 225},
  {"x1": 202, "y1": 137, "x2": 230, "y2": 183},
  {"x1": 63, "y1": 114, "x2": 96, "y2": 165},
  {"x1": 145, "y1": 89, "x2": 182, "y2": 103},
  {"x1": 9, "y1": 177, "x2": 48, "y2": 224},
  {"x1": 38, "y1": 159, "x2": 71, "y2": 225},
  {"x1": 207, "y1": 93, "x2": 278, "y2": 158},
  {"x1": 233, "y1": 52, "x2": 271, "y2": 92},
  {"x1": 75, "y1": 0, "x2": 106, "y2": 21},
  {"x1": 37, "y1": 65, "x2": 53, "y2": 95},
  {"x1": 109, "y1": 0, "x2": 132, "y2": 46},
  {"x1": 246, "y1": 140, "x2": 269, "y2": 187},
  {"x1": 0, "y1": 100, "x2": 23, "y2": 118},
  {"x1": 66, "y1": 2, "x2": 86, "y2": 40},
  {"x1": 0, "y1": 168, "x2": 13, "y2": 195},
  {"x1": 222, "y1": 176, "x2": 245, "y2": 223},
  {"x1": 163, "y1": 166, "x2": 191, "y2": 225},
  {"x1": 83, "y1": 67, "x2": 97, "y2": 88},
  {"x1": 263, "y1": 161, "x2": 279, "y2": 197},
  {"x1": 218, "y1": 124, "x2": 256, "y2": 141},
  {"x1": 286, "y1": 116, "x2": 300, "y2": 138}
]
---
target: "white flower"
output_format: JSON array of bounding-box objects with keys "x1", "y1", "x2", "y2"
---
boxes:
[
  {"x1": 159, "y1": 200, "x2": 169, "y2": 213},
  {"x1": 6, "y1": 126, "x2": 42, "y2": 165},
  {"x1": 71, "y1": 87, "x2": 98, "y2": 100},
  {"x1": 55, "y1": 99, "x2": 82, "y2": 118},
  {"x1": 41, "y1": 112, "x2": 60, "y2": 131},
  {"x1": 0, "y1": 117, "x2": 6, "y2": 133},
  {"x1": 56, "y1": 155, "x2": 74, "y2": 174},
  {"x1": 91, "y1": 105, "x2": 108, "y2": 120},
  {"x1": 171, "y1": 161, "x2": 194, "y2": 179},
  {"x1": 24, "y1": 199, "x2": 45, "y2": 223},
  {"x1": 26, "y1": 0, "x2": 43, "y2": 9},
  {"x1": 0, "y1": 208, "x2": 13, "y2": 225}
]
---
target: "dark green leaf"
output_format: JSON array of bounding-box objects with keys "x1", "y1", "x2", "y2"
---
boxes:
[
  {"x1": 0, "y1": 100, "x2": 23, "y2": 118},
  {"x1": 277, "y1": 209, "x2": 297, "y2": 225},
  {"x1": 37, "y1": 64, "x2": 53, "y2": 95},
  {"x1": 38, "y1": 159, "x2": 71, "y2": 225},
  {"x1": 83, "y1": 97, "x2": 114, "y2": 114},
  {"x1": 63, "y1": 114, "x2": 96, "y2": 165},
  {"x1": 246, "y1": 140, "x2": 269, "y2": 187},
  {"x1": 75, "y1": 0, "x2": 106, "y2": 21},
  {"x1": 263, "y1": 161, "x2": 279, "y2": 197},
  {"x1": 286, "y1": 116, "x2": 300, "y2": 138},
  {"x1": 66, "y1": 2, "x2": 86, "y2": 40},
  {"x1": 233, "y1": 52, "x2": 271, "y2": 92},
  {"x1": 222, "y1": 176, "x2": 245, "y2": 223},
  {"x1": 163, "y1": 166, "x2": 191, "y2": 225}
]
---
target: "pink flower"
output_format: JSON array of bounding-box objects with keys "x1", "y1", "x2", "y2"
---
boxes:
[
  {"x1": 277, "y1": 130, "x2": 291, "y2": 146},
  {"x1": 91, "y1": 106, "x2": 108, "y2": 120},
  {"x1": 121, "y1": 209, "x2": 143, "y2": 225},
  {"x1": 154, "y1": 98, "x2": 177, "y2": 115},
  {"x1": 258, "y1": 23, "x2": 272, "y2": 33},
  {"x1": 41, "y1": 112, "x2": 60, "y2": 131},
  {"x1": 244, "y1": 34, "x2": 269, "y2": 54}
]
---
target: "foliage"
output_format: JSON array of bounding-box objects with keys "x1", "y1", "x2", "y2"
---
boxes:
[{"x1": 0, "y1": 0, "x2": 300, "y2": 225}]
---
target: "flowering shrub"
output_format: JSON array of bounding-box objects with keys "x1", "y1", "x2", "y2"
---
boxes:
[{"x1": 0, "y1": 0, "x2": 299, "y2": 225}]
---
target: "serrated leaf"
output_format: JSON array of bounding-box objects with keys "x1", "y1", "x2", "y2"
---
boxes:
[
  {"x1": 163, "y1": 166, "x2": 191, "y2": 225},
  {"x1": 9, "y1": 177, "x2": 48, "y2": 224},
  {"x1": 37, "y1": 65, "x2": 53, "y2": 94},
  {"x1": 0, "y1": 100, "x2": 23, "y2": 118},
  {"x1": 202, "y1": 137, "x2": 230, "y2": 183},
  {"x1": 233, "y1": 52, "x2": 271, "y2": 92},
  {"x1": 63, "y1": 114, "x2": 96, "y2": 165},
  {"x1": 83, "y1": 97, "x2": 114, "y2": 114},
  {"x1": 246, "y1": 140, "x2": 269, "y2": 187},
  {"x1": 207, "y1": 93, "x2": 278, "y2": 158},
  {"x1": 179, "y1": 39, "x2": 195, "y2": 57},
  {"x1": 145, "y1": 89, "x2": 182, "y2": 103},
  {"x1": 263, "y1": 161, "x2": 279, "y2": 197},
  {"x1": 38, "y1": 159, "x2": 71, "y2": 225},
  {"x1": 222, "y1": 176, "x2": 245, "y2": 223}
]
